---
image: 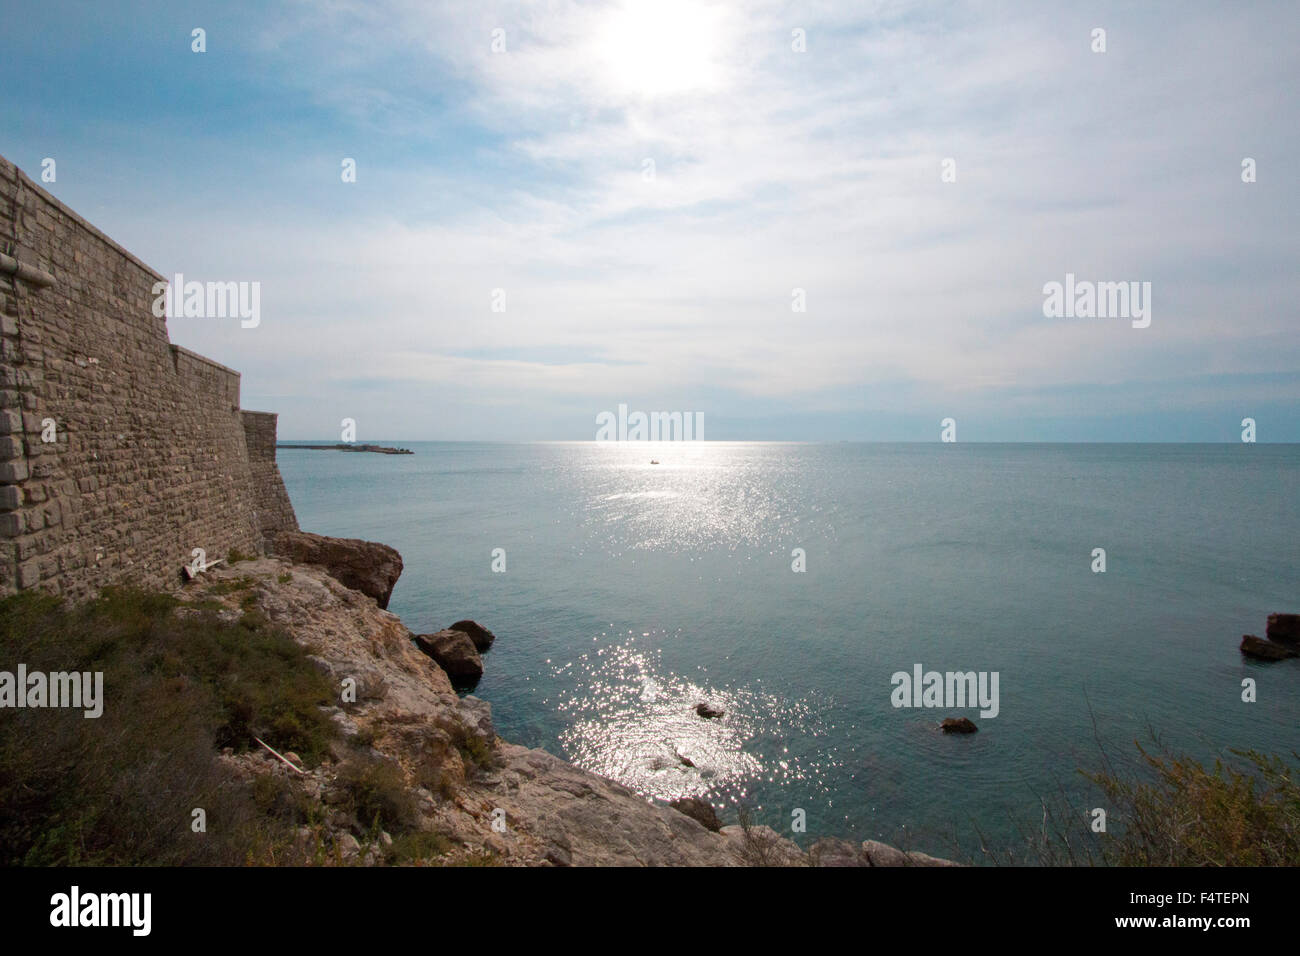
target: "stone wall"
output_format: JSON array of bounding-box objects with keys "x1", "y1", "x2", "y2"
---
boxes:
[
  {"x1": 0, "y1": 152, "x2": 297, "y2": 600},
  {"x1": 242, "y1": 410, "x2": 299, "y2": 542}
]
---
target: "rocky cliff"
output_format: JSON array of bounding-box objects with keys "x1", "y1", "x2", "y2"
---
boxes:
[{"x1": 185, "y1": 552, "x2": 954, "y2": 866}]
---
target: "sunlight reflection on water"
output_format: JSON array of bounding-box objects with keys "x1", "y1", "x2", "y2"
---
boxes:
[
  {"x1": 570, "y1": 442, "x2": 838, "y2": 556},
  {"x1": 548, "y1": 630, "x2": 839, "y2": 805},
  {"x1": 284, "y1": 441, "x2": 1300, "y2": 851}
]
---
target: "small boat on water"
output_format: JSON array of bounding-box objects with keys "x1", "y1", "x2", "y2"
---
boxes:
[{"x1": 650, "y1": 459, "x2": 660, "y2": 464}]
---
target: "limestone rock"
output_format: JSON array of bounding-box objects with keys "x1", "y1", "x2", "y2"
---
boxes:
[
  {"x1": 449, "y1": 619, "x2": 496, "y2": 652},
  {"x1": 458, "y1": 695, "x2": 495, "y2": 740},
  {"x1": 544, "y1": 845, "x2": 573, "y2": 867},
  {"x1": 336, "y1": 832, "x2": 360, "y2": 857},
  {"x1": 1266, "y1": 614, "x2": 1300, "y2": 647},
  {"x1": 941, "y1": 717, "x2": 978, "y2": 733},
  {"x1": 861, "y1": 839, "x2": 959, "y2": 867},
  {"x1": 669, "y1": 796, "x2": 722, "y2": 832},
  {"x1": 1241, "y1": 634, "x2": 1297, "y2": 661},
  {"x1": 486, "y1": 743, "x2": 752, "y2": 865},
  {"x1": 271, "y1": 530, "x2": 403, "y2": 608},
  {"x1": 810, "y1": 837, "x2": 959, "y2": 867},
  {"x1": 808, "y1": 837, "x2": 866, "y2": 866},
  {"x1": 414, "y1": 629, "x2": 483, "y2": 685},
  {"x1": 717, "y1": 824, "x2": 805, "y2": 866}
]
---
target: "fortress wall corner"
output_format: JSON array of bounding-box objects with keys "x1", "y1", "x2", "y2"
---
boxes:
[{"x1": 0, "y1": 153, "x2": 297, "y2": 599}]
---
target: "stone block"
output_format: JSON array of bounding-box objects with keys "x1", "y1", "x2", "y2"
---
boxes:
[
  {"x1": 16, "y1": 560, "x2": 40, "y2": 589},
  {"x1": 0, "y1": 436, "x2": 22, "y2": 461}
]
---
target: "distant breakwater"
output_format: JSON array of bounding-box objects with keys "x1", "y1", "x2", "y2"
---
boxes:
[{"x1": 278, "y1": 443, "x2": 413, "y2": 455}]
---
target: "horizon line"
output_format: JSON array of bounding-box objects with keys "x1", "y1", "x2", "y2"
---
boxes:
[{"x1": 275, "y1": 438, "x2": 1300, "y2": 446}]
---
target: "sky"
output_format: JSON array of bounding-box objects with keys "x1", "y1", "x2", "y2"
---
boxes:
[{"x1": 2, "y1": 0, "x2": 1297, "y2": 441}]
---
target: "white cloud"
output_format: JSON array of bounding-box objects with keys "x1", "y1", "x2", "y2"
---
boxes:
[{"x1": 123, "y1": 0, "x2": 1300, "y2": 437}]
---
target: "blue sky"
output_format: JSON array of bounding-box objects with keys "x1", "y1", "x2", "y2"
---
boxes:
[{"x1": 2, "y1": 0, "x2": 1297, "y2": 440}]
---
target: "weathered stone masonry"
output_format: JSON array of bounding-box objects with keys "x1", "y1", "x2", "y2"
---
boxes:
[
  {"x1": 0, "y1": 153, "x2": 297, "y2": 600},
  {"x1": 243, "y1": 407, "x2": 298, "y2": 544}
]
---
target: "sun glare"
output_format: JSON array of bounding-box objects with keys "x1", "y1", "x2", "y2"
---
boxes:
[{"x1": 595, "y1": 0, "x2": 723, "y2": 98}]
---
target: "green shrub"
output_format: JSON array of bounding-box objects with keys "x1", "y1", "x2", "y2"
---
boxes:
[
  {"x1": 968, "y1": 743, "x2": 1300, "y2": 866},
  {"x1": 445, "y1": 719, "x2": 495, "y2": 771},
  {"x1": 385, "y1": 830, "x2": 451, "y2": 864},
  {"x1": 0, "y1": 587, "x2": 339, "y2": 865},
  {"x1": 335, "y1": 754, "x2": 418, "y2": 834},
  {"x1": 1087, "y1": 747, "x2": 1300, "y2": 866}
]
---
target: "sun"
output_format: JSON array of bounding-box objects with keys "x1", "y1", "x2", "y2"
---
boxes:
[{"x1": 594, "y1": 0, "x2": 724, "y2": 98}]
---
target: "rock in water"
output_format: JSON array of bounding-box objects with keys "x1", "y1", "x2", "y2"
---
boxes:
[
  {"x1": 1266, "y1": 614, "x2": 1300, "y2": 647},
  {"x1": 271, "y1": 531, "x2": 403, "y2": 609},
  {"x1": 413, "y1": 629, "x2": 483, "y2": 685},
  {"x1": 941, "y1": 717, "x2": 978, "y2": 733},
  {"x1": 670, "y1": 796, "x2": 722, "y2": 832},
  {"x1": 695, "y1": 702, "x2": 724, "y2": 719},
  {"x1": 448, "y1": 619, "x2": 496, "y2": 652},
  {"x1": 1241, "y1": 634, "x2": 1298, "y2": 661}
]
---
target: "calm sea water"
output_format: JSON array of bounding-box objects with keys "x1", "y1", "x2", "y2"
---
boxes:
[{"x1": 277, "y1": 442, "x2": 1300, "y2": 856}]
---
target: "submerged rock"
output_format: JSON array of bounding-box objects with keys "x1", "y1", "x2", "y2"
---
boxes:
[
  {"x1": 941, "y1": 717, "x2": 978, "y2": 734},
  {"x1": 413, "y1": 629, "x2": 483, "y2": 685},
  {"x1": 695, "y1": 702, "x2": 725, "y2": 719},
  {"x1": 271, "y1": 530, "x2": 403, "y2": 609},
  {"x1": 448, "y1": 619, "x2": 496, "y2": 652},
  {"x1": 1266, "y1": 613, "x2": 1300, "y2": 647},
  {"x1": 670, "y1": 796, "x2": 722, "y2": 832},
  {"x1": 1241, "y1": 634, "x2": 1297, "y2": 661}
]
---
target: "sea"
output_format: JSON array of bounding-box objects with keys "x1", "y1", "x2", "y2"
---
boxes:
[{"x1": 277, "y1": 441, "x2": 1300, "y2": 858}]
